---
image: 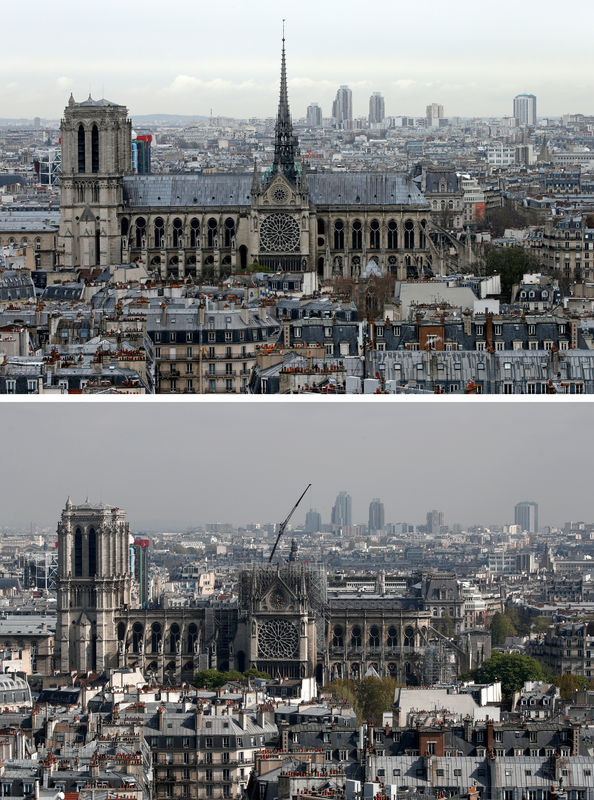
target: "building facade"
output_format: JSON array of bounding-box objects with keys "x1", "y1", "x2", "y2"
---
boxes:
[
  {"x1": 56, "y1": 500, "x2": 477, "y2": 686},
  {"x1": 58, "y1": 44, "x2": 433, "y2": 281}
]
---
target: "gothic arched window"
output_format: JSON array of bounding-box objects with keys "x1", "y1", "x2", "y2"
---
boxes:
[
  {"x1": 78, "y1": 125, "x2": 85, "y2": 173},
  {"x1": 190, "y1": 218, "x2": 200, "y2": 248},
  {"x1": 187, "y1": 623, "x2": 198, "y2": 652},
  {"x1": 132, "y1": 622, "x2": 143, "y2": 653},
  {"x1": 151, "y1": 622, "x2": 162, "y2": 653},
  {"x1": 352, "y1": 219, "x2": 362, "y2": 249},
  {"x1": 404, "y1": 219, "x2": 415, "y2": 250},
  {"x1": 369, "y1": 219, "x2": 380, "y2": 249},
  {"x1": 332, "y1": 626, "x2": 344, "y2": 648},
  {"x1": 369, "y1": 625, "x2": 380, "y2": 648},
  {"x1": 351, "y1": 625, "x2": 362, "y2": 647},
  {"x1": 169, "y1": 623, "x2": 180, "y2": 653},
  {"x1": 88, "y1": 527, "x2": 97, "y2": 577},
  {"x1": 419, "y1": 219, "x2": 427, "y2": 249},
  {"x1": 172, "y1": 217, "x2": 183, "y2": 248},
  {"x1": 224, "y1": 218, "x2": 235, "y2": 247},
  {"x1": 387, "y1": 219, "x2": 398, "y2": 249},
  {"x1": 135, "y1": 217, "x2": 146, "y2": 248},
  {"x1": 91, "y1": 125, "x2": 99, "y2": 173},
  {"x1": 333, "y1": 219, "x2": 344, "y2": 250},
  {"x1": 387, "y1": 626, "x2": 398, "y2": 647},
  {"x1": 207, "y1": 218, "x2": 218, "y2": 248},
  {"x1": 154, "y1": 217, "x2": 164, "y2": 248},
  {"x1": 74, "y1": 527, "x2": 83, "y2": 577}
]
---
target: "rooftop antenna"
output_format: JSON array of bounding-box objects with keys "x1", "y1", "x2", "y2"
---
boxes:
[{"x1": 269, "y1": 483, "x2": 311, "y2": 563}]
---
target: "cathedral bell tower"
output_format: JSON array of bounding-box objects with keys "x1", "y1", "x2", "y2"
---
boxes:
[
  {"x1": 56, "y1": 498, "x2": 133, "y2": 675},
  {"x1": 59, "y1": 95, "x2": 131, "y2": 268}
]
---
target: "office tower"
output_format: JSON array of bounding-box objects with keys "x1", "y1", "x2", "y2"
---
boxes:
[
  {"x1": 426, "y1": 509, "x2": 445, "y2": 534},
  {"x1": 130, "y1": 537, "x2": 150, "y2": 607},
  {"x1": 426, "y1": 103, "x2": 444, "y2": 128},
  {"x1": 514, "y1": 501, "x2": 539, "y2": 533},
  {"x1": 306, "y1": 103, "x2": 322, "y2": 127},
  {"x1": 513, "y1": 94, "x2": 537, "y2": 126},
  {"x1": 132, "y1": 134, "x2": 152, "y2": 174},
  {"x1": 305, "y1": 508, "x2": 322, "y2": 533},
  {"x1": 332, "y1": 85, "x2": 352, "y2": 129},
  {"x1": 368, "y1": 498, "x2": 385, "y2": 531},
  {"x1": 331, "y1": 491, "x2": 352, "y2": 528},
  {"x1": 369, "y1": 92, "x2": 385, "y2": 125}
]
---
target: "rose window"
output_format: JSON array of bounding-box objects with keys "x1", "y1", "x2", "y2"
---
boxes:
[
  {"x1": 272, "y1": 186, "x2": 289, "y2": 204},
  {"x1": 259, "y1": 214, "x2": 300, "y2": 253},
  {"x1": 257, "y1": 618, "x2": 299, "y2": 658}
]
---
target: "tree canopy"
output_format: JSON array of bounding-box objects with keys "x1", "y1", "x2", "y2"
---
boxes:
[
  {"x1": 324, "y1": 676, "x2": 400, "y2": 725},
  {"x1": 484, "y1": 246, "x2": 540, "y2": 302},
  {"x1": 462, "y1": 652, "x2": 547, "y2": 698},
  {"x1": 193, "y1": 668, "x2": 269, "y2": 689}
]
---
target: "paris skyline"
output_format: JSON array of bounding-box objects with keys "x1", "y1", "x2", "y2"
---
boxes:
[{"x1": 2, "y1": 0, "x2": 592, "y2": 120}]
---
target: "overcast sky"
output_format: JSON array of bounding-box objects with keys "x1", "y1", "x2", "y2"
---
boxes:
[
  {"x1": 2, "y1": 0, "x2": 592, "y2": 120},
  {"x1": 0, "y1": 401, "x2": 590, "y2": 531}
]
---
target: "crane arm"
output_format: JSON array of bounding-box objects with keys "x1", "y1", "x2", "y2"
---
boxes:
[{"x1": 269, "y1": 483, "x2": 312, "y2": 563}]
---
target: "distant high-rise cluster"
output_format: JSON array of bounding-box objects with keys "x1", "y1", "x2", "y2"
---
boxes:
[
  {"x1": 305, "y1": 507, "x2": 322, "y2": 533},
  {"x1": 332, "y1": 85, "x2": 353, "y2": 129},
  {"x1": 331, "y1": 491, "x2": 352, "y2": 528},
  {"x1": 426, "y1": 103, "x2": 444, "y2": 128},
  {"x1": 306, "y1": 103, "x2": 323, "y2": 128},
  {"x1": 514, "y1": 501, "x2": 539, "y2": 533},
  {"x1": 513, "y1": 94, "x2": 537, "y2": 126},
  {"x1": 368, "y1": 498, "x2": 385, "y2": 531},
  {"x1": 369, "y1": 92, "x2": 385, "y2": 126},
  {"x1": 426, "y1": 509, "x2": 445, "y2": 534}
]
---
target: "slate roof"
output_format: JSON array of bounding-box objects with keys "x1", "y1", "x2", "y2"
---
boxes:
[
  {"x1": 0, "y1": 211, "x2": 60, "y2": 232},
  {"x1": 122, "y1": 172, "x2": 428, "y2": 208}
]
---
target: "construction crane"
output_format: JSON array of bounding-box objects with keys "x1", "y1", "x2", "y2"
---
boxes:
[{"x1": 269, "y1": 484, "x2": 312, "y2": 563}]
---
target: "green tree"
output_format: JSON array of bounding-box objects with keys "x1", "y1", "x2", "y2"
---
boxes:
[
  {"x1": 554, "y1": 673, "x2": 588, "y2": 700},
  {"x1": 194, "y1": 669, "x2": 228, "y2": 690},
  {"x1": 244, "y1": 669, "x2": 271, "y2": 679},
  {"x1": 324, "y1": 677, "x2": 400, "y2": 725},
  {"x1": 438, "y1": 611, "x2": 455, "y2": 639},
  {"x1": 490, "y1": 611, "x2": 517, "y2": 646},
  {"x1": 484, "y1": 246, "x2": 541, "y2": 302},
  {"x1": 355, "y1": 676, "x2": 399, "y2": 726},
  {"x1": 463, "y1": 652, "x2": 546, "y2": 699}
]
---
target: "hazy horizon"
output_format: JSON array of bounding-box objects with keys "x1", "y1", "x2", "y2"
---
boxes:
[
  {"x1": 0, "y1": 401, "x2": 591, "y2": 532},
  {"x1": 2, "y1": 0, "x2": 592, "y2": 121}
]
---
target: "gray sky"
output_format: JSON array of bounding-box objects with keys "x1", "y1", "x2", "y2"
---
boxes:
[
  {"x1": 2, "y1": 0, "x2": 592, "y2": 120},
  {"x1": 0, "y1": 401, "x2": 590, "y2": 531}
]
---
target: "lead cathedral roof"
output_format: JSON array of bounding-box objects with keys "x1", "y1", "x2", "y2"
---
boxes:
[{"x1": 122, "y1": 172, "x2": 428, "y2": 209}]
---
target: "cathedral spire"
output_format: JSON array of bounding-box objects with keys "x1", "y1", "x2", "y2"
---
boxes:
[{"x1": 272, "y1": 23, "x2": 299, "y2": 184}]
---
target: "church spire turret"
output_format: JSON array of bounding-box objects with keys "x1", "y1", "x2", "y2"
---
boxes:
[{"x1": 272, "y1": 23, "x2": 299, "y2": 185}]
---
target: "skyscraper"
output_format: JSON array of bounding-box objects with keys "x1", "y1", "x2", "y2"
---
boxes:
[
  {"x1": 369, "y1": 92, "x2": 385, "y2": 126},
  {"x1": 306, "y1": 103, "x2": 323, "y2": 127},
  {"x1": 426, "y1": 510, "x2": 445, "y2": 534},
  {"x1": 514, "y1": 501, "x2": 538, "y2": 533},
  {"x1": 130, "y1": 537, "x2": 150, "y2": 607},
  {"x1": 513, "y1": 94, "x2": 537, "y2": 126},
  {"x1": 305, "y1": 508, "x2": 322, "y2": 533},
  {"x1": 426, "y1": 103, "x2": 444, "y2": 128},
  {"x1": 331, "y1": 491, "x2": 352, "y2": 528},
  {"x1": 332, "y1": 85, "x2": 352, "y2": 129},
  {"x1": 368, "y1": 498, "x2": 385, "y2": 531}
]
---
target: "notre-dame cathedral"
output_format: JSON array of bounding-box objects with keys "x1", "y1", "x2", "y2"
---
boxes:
[
  {"x1": 56, "y1": 500, "x2": 488, "y2": 686},
  {"x1": 58, "y1": 39, "x2": 435, "y2": 281}
]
